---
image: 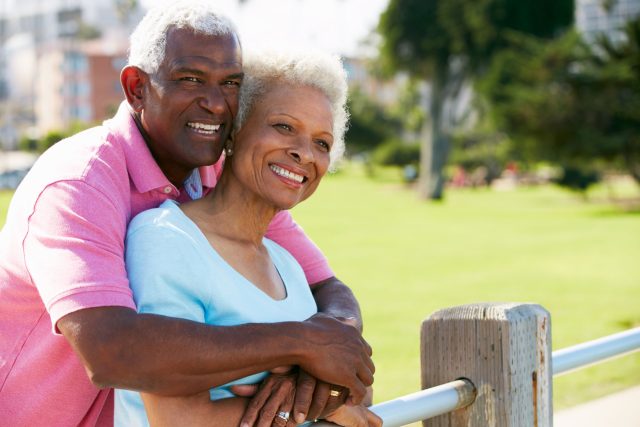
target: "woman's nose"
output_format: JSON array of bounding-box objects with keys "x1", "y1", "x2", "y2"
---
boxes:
[{"x1": 287, "y1": 138, "x2": 313, "y2": 164}]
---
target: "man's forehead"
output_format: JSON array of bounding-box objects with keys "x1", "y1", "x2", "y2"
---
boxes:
[
  {"x1": 170, "y1": 56, "x2": 242, "y2": 70},
  {"x1": 162, "y1": 28, "x2": 242, "y2": 71}
]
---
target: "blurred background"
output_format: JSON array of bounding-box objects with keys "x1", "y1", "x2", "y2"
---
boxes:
[{"x1": 1, "y1": 0, "x2": 639, "y2": 422}]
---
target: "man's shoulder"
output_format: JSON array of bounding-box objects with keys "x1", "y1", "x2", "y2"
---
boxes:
[
  {"x1": 10, "y1": 124, "x2": 133, "y2": 218},
  {"x1": 33, "y1": 125, "x2": 129, "y2": 186}
]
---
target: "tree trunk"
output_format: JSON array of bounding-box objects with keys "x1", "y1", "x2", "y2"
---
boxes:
[
  {"x1": 418, "y1": 61, "x2": 449, "y2": 200},
  {"x1": 624, "y1": 138, "x2": 640, "y2": 186}
]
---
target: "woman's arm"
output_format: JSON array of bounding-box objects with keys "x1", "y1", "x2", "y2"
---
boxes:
[
  {"x1": 142, "y1": 392, "x2": 249, "y2": 427},
  {"x1": 323, "y1": 387, "x2": 382, "y2": 427}
]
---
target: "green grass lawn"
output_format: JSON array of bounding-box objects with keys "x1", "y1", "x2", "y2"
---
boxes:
[
  {"x1": 290, "y1": 164, "x2": 640, "y2": 410},
  {"x1": 1, "y1": 166, "x2": 639, "y2": 412},
  {"x1": 0, "y1": 190, "x2": 12, "y2": 225}
]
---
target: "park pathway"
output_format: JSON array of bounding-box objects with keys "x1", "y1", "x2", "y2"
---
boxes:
[{"x1": 554, "y1": 385, "x2": 640, "y2": 426}]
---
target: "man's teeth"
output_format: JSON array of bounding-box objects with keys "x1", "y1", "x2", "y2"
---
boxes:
[
  {"x1": 270, "y1": 165, "x2": 304, "y2": 183},
  {"x1": 187, "y1": 122, "x2": 220, "y2": 134}
]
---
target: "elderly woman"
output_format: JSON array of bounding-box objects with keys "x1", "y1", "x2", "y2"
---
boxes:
[{"x1": 115, "y1": 50, "x2": 381, "y2": 427}]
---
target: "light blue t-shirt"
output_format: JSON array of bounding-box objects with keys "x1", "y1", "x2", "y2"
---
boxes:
[{"x1": 114, "y1": 200, "x2": 318, "y2": 427}]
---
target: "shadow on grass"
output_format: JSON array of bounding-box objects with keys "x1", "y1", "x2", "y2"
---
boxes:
[{"x1": 586, "y1": 196, "x2": 640, "y2": 217}]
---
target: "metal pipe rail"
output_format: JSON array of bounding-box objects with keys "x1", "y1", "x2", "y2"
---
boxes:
[
  {"x1": 313, "y1": 327, "x2": 640, "y2": 427},
  {"x1": 552, "y1": 327, "x2": 640, "y2": 376},
  {"x1": 313, "y1": 379, "x2": 476, "y2": 427}
]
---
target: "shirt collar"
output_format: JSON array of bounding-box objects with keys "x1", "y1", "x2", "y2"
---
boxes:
[
  {"x1": 105, "y1": 101, "x2": 223, "y2": 198},
  {"x1": 105, "y1": 101, "x2": 173, "y2": 195}
]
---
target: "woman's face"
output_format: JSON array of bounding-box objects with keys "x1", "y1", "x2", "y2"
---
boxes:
[{"x1": 231, "y1": 83, "x2": 334, "y2": 210}]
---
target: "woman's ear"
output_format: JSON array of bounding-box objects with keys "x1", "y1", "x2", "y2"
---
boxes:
[
  {"x1": 120, "y1": 66, "x2": 148, "y2": 112},
  {"x1": 224, "y1": 133, "x2": 235, "y2": 157}
]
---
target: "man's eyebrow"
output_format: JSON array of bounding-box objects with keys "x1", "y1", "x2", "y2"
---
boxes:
[
  {"x1": 172, "y1": 67, "x2": 244, "y2": 81},
  {"x1": 173, "y1": 66, "x2": 206, "y2": 76},
  {"x1": 226, "y1": 72, "x2": 244, "y2": 81}
]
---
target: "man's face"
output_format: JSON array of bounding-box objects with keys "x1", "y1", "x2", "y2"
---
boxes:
[{"x1": 138, "y1": 27, "x2": 243, "y2": 185}]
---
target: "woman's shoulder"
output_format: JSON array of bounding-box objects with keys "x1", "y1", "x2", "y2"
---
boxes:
[
  {"x1": 126, "y1": 200, "x2": 199, "y2": 245},
  {"x1": 262, "y1": 237, "x2": 295, "y2": 261},
  {"x1": 263, "y1": 238, "x2": 306, "y2": 279}
]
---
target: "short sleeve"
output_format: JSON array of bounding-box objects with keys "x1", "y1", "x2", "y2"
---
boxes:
[
  {"x1": 125, "y1": 218, "x2": 208, "y2": 322},
  {"x1": 24, "y1": 181, "x2": 136, "y2": 332},
  {"x1": 265, "y1": 210, "x2": 333, "y2": 285}
]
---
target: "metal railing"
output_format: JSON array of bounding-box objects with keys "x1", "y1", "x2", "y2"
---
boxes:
[
  {"x1": 314, "y1": 327, "x2": 640, "y2": 427},
  {"x1": 552, "y1": 327, "x2": 640, "y2": 376}
]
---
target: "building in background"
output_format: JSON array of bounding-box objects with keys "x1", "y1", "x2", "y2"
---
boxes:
[
  {"x1": 343, "y1": 56, "x2": 407, "y2": 107},
  {"x1": 35, "y1": 38, "x2": 126, "y2": 135},
  {"x1": 576, "y1": 0, "x2": 640, "y2": 44},
  {"x1": 0, "y1": 0, "x2": 141, "y2": 149}
]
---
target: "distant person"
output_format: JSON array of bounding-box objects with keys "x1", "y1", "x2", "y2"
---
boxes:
[
  {"x1": 0, "y1": 2, "x2": 373, "y2": 426},
  {"x1": 115, "y1": 49, "x2": 382, "y2": 427}
]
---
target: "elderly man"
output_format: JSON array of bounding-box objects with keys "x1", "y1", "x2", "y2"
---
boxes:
[{"x1": 0, "y1": 3, "x2": 373, "y2": 426}]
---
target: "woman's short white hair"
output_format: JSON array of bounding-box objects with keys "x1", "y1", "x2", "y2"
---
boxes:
[
  {"x1": 236, "y1": 51, "x2": 349, "y2": 169},
  {"x1": 128, "y1": 1, "x2": 239, "y2": 74}
]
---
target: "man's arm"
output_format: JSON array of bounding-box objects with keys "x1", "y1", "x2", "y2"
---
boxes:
[
  {"x1": 311, "y1": 276, "x2": 363, "y2": 333},
  {"x1": 58, "y1": 308, "x2": 374, "y2": 400}
]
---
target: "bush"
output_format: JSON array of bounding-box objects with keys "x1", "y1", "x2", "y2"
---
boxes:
[
  {"x1": 554, "y1": 165, "x2": 600, "y2": 193},
  {"x1": 371, "y1": 139, "x2": 420, "y2": 167}
]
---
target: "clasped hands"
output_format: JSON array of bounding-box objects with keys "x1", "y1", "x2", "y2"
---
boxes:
[
  {"x1": 232, "y1": 368, "x2": 345, "y2": 426},
  {"x1": 231, "y1": 315, "x2": 380, "y2": 427}
]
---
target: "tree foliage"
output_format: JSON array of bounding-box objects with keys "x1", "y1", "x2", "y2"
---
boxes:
[
  {"x1": 19, "y1": 122, "x2": 91, "y2": 153},
  {"x1": 345, "y1": 87, "x2": 402, "y2": 154},
  {"x1": 377, "y1": 0, "x2": 573, "y2": 199},
  {"x1": 379, "y1": 0, "x2": 573, "y2": 74},
  {"x1": 479, "y1": 18, "x2": 640, "y2": 186}
]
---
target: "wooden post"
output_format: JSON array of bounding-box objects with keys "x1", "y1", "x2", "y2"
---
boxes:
[{"x1": 421, "y1": 303, "x2": 552, "y2": 426}]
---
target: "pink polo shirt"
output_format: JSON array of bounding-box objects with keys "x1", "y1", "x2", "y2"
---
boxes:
[{"x1": 0, "y1": 102, "x2": 332, "y2": 427}]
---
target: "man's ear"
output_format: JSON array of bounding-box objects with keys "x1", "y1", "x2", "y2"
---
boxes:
[{"x1": 120, "y1": 66, "x2": 148, "y2": 112}]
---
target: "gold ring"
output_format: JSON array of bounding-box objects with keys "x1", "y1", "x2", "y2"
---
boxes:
[{"x1": 329, "y1": 389, "x2": 341, "y2": 397}]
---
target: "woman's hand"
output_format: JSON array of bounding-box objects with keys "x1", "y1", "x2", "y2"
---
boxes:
[
  {"x1": 324, "y1": 404, "x2": 382, "y2": 427},
  {"x1": 236, "y1": 368, "x2": 297, "y2": 427}
]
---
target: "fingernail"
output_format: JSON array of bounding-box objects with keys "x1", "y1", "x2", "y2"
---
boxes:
[
  {"x1": 240, "y1": 423, "x2": 249, "y2": 427},
  {"x1": 295, "y1": 413, "x2": 305, "y2": 423}
]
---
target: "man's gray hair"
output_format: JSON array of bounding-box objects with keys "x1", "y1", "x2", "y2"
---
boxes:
[
  {"x1": 128, "y1": 1, "x2": 239, "y2": 74},
  {"x1": 237, "y1": 51, "x2": 349, "y2": 169}
]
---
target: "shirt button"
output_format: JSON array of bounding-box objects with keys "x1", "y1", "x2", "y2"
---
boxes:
[{"x1": 163, "y1": 186, "x2": 172, "y2": 194}]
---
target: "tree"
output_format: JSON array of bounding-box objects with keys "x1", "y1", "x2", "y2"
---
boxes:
[
  {"x1": 114, "y1": 0, "x2": 140, "y2": 26},
  {"x1": 377, "y1": 0, "x2": 573, "y2": 199},
  {"x1": 479, "y1": 18, "x2": 640, "y2": 187},
  {"x1": 345, "y1": 87, "x2": 402, "y2": 154}
]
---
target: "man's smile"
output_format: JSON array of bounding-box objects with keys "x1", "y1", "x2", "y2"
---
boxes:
[{"x1": 186, "y1": 122, "x2": 222, "y2": 135}]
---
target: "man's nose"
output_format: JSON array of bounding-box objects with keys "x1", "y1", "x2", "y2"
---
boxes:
[{"x1": 199, "y1": 85, "x2": 227, "y2": 114}]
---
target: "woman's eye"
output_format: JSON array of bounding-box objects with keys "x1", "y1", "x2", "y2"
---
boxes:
[{"x1": 316, "y1": 140, "x2": 330, "y2": 151}]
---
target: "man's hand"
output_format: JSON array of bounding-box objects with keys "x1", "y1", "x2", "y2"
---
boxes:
[
  {"x1": 292, "y1": 371, "x2": 347, "y2": 423},
  {"x1": 297, "y1": 313, "x2": 374, "y2": 406}
]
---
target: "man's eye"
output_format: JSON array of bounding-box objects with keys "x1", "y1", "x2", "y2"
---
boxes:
[
  {"x1": 223, "y1": 80, "x2": 241, "y2": 87},
  {"x1": 180, "y1": 77, "x2": 200, "y2": 83},
  {"x1": 275, "y1": 123, "x2": 292, "y2": 131}
]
